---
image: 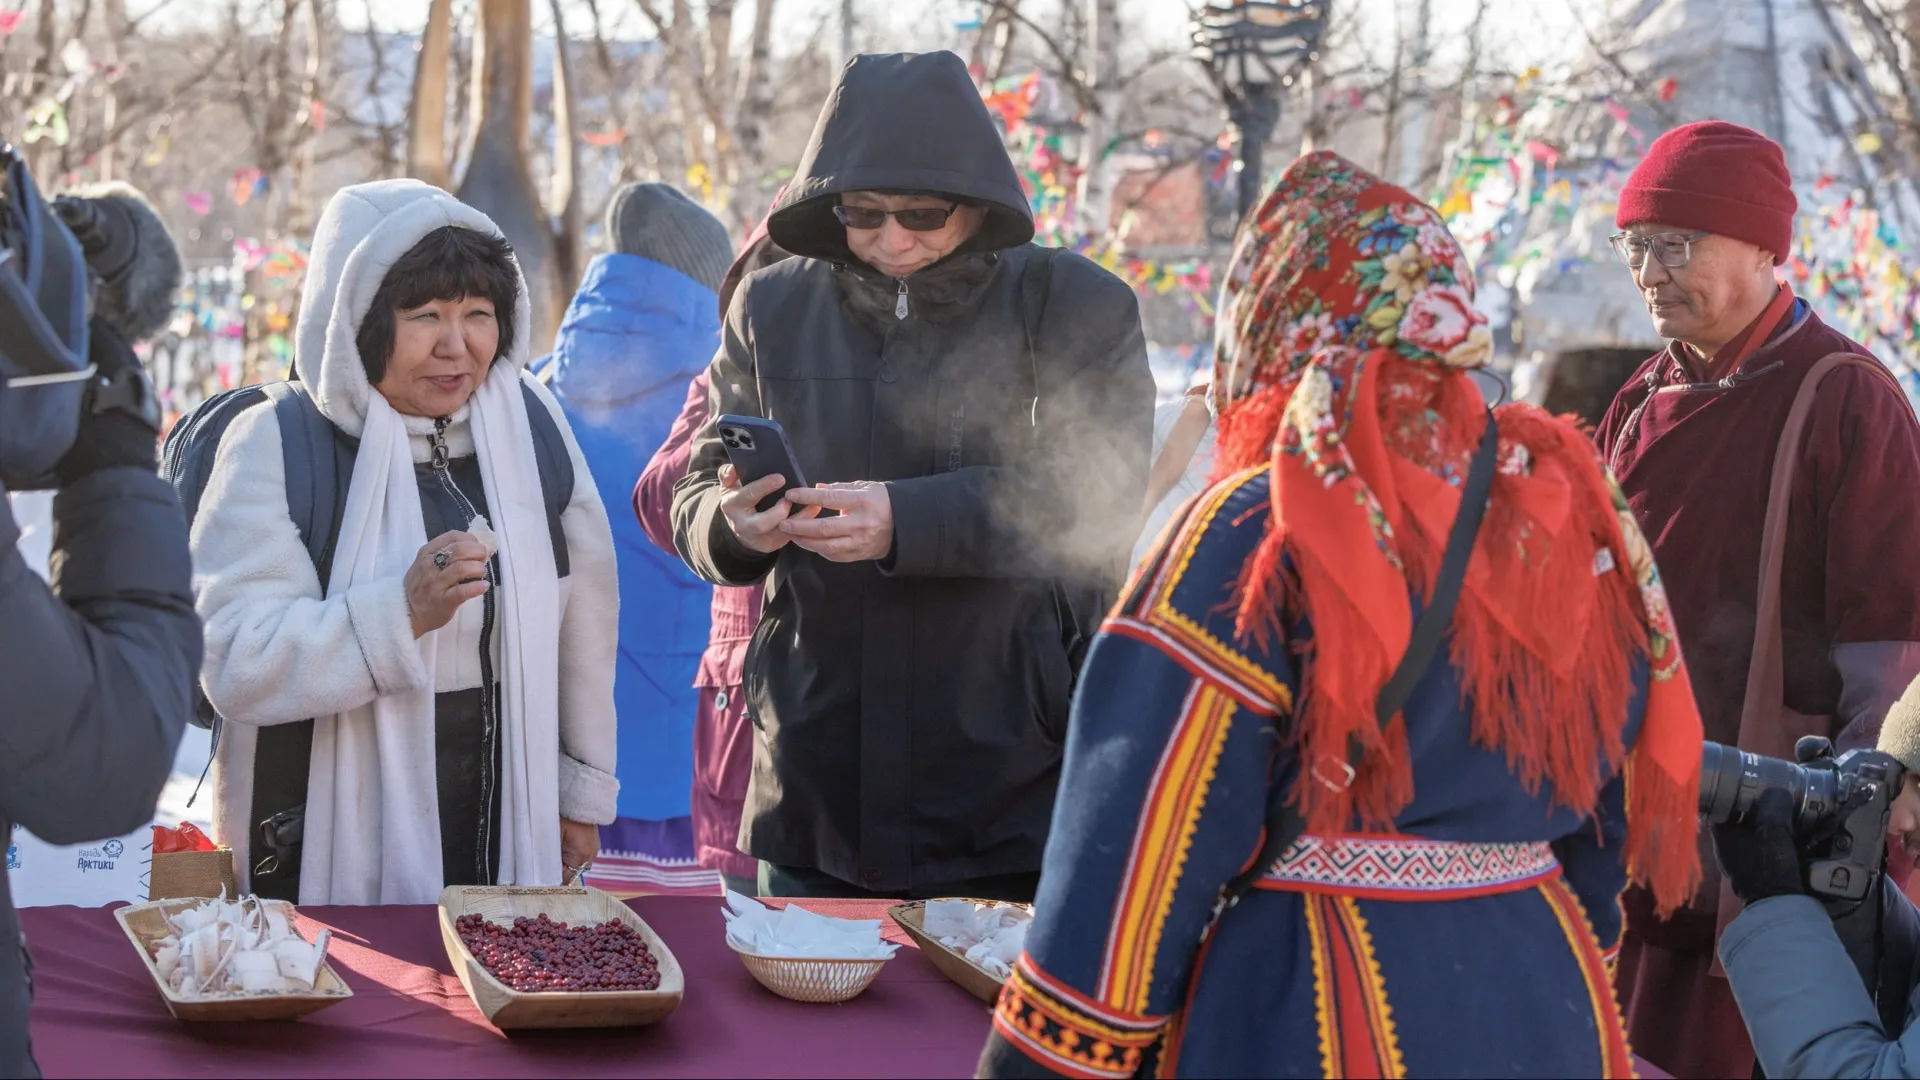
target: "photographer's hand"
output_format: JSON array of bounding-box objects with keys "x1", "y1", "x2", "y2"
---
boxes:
[
  {"x1": 1713, "y1": 788, "x2": 1806, "y2": 903},
  {"x1": 52, "y1": 321, "x2": 157, "y2": 486}
]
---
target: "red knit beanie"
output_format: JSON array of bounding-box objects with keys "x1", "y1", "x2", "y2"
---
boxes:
[{"x1": 1616, "y1": 121, "x2": 1797, "y2": 265}]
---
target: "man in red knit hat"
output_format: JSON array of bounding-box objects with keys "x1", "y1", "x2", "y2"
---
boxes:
[{"x1": 1596, "y1": 120, "x2": 1920, "y2": 1078}]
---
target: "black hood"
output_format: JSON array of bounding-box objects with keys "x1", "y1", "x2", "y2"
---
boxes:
[{"x1": 767, "y1": 51, "x2": 1035, "y2": 265}]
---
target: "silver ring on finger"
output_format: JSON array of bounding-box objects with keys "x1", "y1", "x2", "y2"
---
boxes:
[{"x1": 433, "y1": 548, "x2": 453, "y2": 570}]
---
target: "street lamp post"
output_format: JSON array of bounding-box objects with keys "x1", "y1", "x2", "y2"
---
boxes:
[{"x1": 1192, "y1": 1, "x2": 1327, "y2": 221}]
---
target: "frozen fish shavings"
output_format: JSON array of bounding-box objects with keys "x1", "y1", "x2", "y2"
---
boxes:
[
  {"x1": 143, "y1": 896, "x2": 335, "y2": 999},
  {"x1": 923, "y1": 900, "x2": 1032, "y2": 978}
]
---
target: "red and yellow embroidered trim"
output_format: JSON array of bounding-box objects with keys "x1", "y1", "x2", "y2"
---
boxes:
[
  {"x1": 1305, "y1": 894, "x2": 1405, "y2": 1079},
  {"x1": 1105, "y1": 616, "x2": 1288, "y2": 716},
  {"x1": 1539, "y1": 878, "x2": 1637, "y2": 1080},
  {"x1": 1257, "y1": 833, "x2": 1562, "y2": 901},
  {"x1": 991, "y1": 955, "x2": 1164, "y2": 1080},
  {"x1": 1117, "y1": 468, "x2": 1294, "y2": 717},
  {"x1": 1098, "y1": 682, "x2": 1237, "y2": 1014},
  {"x1": 1131, "y1": 467, "x2": 1265, "y2": 618}
]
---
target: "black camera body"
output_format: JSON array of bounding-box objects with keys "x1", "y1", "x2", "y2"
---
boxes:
[{"x1": 1700, "y1": 738, "x2": 1906, "y2": 906}]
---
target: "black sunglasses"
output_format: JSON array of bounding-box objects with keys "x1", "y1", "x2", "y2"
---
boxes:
[{"x1": 832, "y1": 204, "x2": 960, "y2": 231}]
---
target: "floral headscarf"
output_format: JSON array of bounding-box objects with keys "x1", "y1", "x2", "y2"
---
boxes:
[{"x1": 1212, "y1": 153, "x2": 1701, "y2": 913}]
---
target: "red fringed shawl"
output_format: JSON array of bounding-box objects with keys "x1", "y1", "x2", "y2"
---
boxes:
[{"x1": 1210, "y1": 153, "x2": 1702, "y2": 913}]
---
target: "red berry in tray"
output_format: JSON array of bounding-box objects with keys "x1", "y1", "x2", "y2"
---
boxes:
[{"x1": 456, "y1": 915, "x2": 662, "y2": 992}]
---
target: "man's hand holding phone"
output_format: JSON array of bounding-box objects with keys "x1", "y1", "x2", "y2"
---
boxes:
[
  {"x1": 782, "y1": 482, "x2": 894, "y2": 562},
  {"x1": 718, "y1": 464, "x2": 819, "y2": 553}
]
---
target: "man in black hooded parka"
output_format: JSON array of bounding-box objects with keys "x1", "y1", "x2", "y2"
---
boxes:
[{"x1": 672, "y1": 51, "x2": 1153, "y2": 901}]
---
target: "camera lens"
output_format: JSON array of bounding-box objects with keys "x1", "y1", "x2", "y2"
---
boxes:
[{"x1": 1698, "y1": 741, "x2": 1840, "y2": 830}]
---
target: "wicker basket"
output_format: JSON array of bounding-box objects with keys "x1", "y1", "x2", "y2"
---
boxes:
[
  {"x1": 727, "y1": 939, "x2": 890, "y2": 1004},
  {"x1": 148, "y1": 847, "x2": 237, "y2": 902}
]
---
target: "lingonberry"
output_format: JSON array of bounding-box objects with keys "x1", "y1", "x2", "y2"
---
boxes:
[{"x1": 458, "y1": 915, "x2": 663, "y2": 993}]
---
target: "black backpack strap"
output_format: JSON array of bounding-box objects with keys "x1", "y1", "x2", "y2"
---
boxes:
[
  {"x1": 242, "y1": 380, "x2": 342, "y2": 899},
  {"x1": 521, "y1": 378, "x2": 576, "y2": 577},
  {"x1": 1217, "y1": 409, "x2": 1501, "y2": 907},
  {"x1": 261, "y1": 381, "x2": 344, "y2": 584}
]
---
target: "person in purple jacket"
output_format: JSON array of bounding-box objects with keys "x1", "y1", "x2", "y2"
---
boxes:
[{"x1": 633, "y1": 211, "x2": 789, "y2": 896}]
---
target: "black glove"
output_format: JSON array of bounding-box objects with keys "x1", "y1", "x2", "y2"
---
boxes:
[
  {"x1": 1712, "y1": 787, "x2": 1805, "y2": 904},
  {"x1": 52, "y1": 320, "x2": 159, "y2": 486}
]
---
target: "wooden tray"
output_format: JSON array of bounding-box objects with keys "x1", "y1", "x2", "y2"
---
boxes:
[
  {"x1": 438, "y1": 885, "x2": 684, "y2": 1030},
  {"x1": 115, "y1": 898, "x2": 353, "y2": 1022},
  {"x1": 888, "y1": 900, "x2": 1028, "y2": 1005}
]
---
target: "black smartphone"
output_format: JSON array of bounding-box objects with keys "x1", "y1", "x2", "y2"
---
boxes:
[{"x1": 717, "y1": 414, "x2": 808, "y2": 513}]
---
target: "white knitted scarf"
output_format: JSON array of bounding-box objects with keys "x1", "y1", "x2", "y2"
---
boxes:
[{"x1": 298, "y1": 366, "x2": 562, "y2": 905}]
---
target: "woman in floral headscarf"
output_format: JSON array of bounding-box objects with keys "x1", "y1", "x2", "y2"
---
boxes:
[{"x1": 977, "y1": 153, "x2": 1704, "y2": 1078}]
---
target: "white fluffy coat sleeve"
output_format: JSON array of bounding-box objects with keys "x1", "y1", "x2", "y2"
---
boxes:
[
  {"x1": 526, "y1": 375, "x2": 622, "y2": 826},
  {"x1": 192, "y1": 403, "x2": 429, "y2": 725}
]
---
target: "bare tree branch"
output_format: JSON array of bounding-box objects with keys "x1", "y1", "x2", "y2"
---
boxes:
[
  {"x1": 980, "y1": 0, "x2": 1094, "y2": 115},
  {"x1": 1556, "y1": 0, "x2": 1680, "y2": 125}
]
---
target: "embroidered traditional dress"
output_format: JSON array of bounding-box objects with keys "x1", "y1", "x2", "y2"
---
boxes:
[{"x1": 977, "y1": 155, "x2": 1704, "y2": 1080}]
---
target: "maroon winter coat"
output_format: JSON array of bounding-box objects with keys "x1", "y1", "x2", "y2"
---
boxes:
[
  {"x1": 1595, "y1": 300, "x2": 1920, "y2": 1079},
  {"x1": 634, "y1": 371, "x2": 760, "y2": 884}
]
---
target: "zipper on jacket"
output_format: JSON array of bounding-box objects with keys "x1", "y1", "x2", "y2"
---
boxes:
[
  {"x1": 894, "y1": 278, "x2": 909, "y2": 320},
  {"x1": 428, "y1": 417, "x2": 498, "y2": 885}
]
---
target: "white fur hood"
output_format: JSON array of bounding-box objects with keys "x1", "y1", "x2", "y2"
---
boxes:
[{"x1": 296, "y1": 179, "x2": 535, "y2": 439}]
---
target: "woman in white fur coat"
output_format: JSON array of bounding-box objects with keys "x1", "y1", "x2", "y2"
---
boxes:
[{"x1": 193, "y1": 180, "x2": 620, "y2": 906}]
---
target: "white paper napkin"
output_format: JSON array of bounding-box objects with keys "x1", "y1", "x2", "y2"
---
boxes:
[{"x1": 722, "y1": 891, "x2": 900, "y2": 960}]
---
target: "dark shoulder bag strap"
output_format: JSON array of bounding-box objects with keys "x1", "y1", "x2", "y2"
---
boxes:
[
  {"x1": 1217, "y1": 410, "x2": 1501, "y2": 907},
  {"x1": 521, "y1": 379, "x2": 577, "y2": 577}
]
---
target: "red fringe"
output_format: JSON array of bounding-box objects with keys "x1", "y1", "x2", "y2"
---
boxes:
[
  {"x1": 1217, "y1": 362, "x2": 1698, "y2": 901},
  {"x1": 1627, "y1": 733, "x2": 1705, "y2": 916},
  {"x1": 1211, "y1": 381, "x2": 1294, "y2": 483},
  {"x1": 1282, "y1": 538, "x2": 1417, "y2": 836},
  {"x1": 1449, "y1": 408, "x2": 1636, "y2": 817}
]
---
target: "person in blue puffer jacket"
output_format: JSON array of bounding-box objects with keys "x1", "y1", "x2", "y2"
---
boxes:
[{"x1": 535, "y1": 183, "x2": 734, "y2": 892}]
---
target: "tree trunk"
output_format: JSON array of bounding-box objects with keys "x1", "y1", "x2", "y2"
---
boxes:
[
  {"x1": 549, "y1": 0, "x2": 583, "y2": 300},
  {"x1": 729, "y1": 0, "x2": 778, "y2": 230},
  {"x1": 407, "y1": 0, "x2": 453, "y2": 188},
  {"x1": 1396, "y1": 0, "x2": 1433, "y2": 188},
  {"x1": 98, "y1": 0, "x2": 127, "y2": 180},
  {"x1": 987, "y1": 6, "x2": 1019, "y2": 83},
  {"x1": 967, "y1": 5, "x2": 1001, "y2": 75},
  {"x1": 703, "y1": 0, "x2": 738, "y2": 200},
  {"x1": 458, "y1": 0, "x2": 561, "y2": 350},
  {"x1": 839, "y1": 0, "x2": 854, "y2": 70},
  {"x1": 285, "y1": 0, "x2": 329, "y2": 238},
  {"x1": 25, "y1": 0, "x2": 58, "y2": 180},
  {"x1": 1074, "y1": 0, "x2": 1120, "y2": 242},
  {"x1": 1379, "y1": 0, "x2": 1406, "y2": 180},
  {"x1": 663, "y1": 0, "x2": 709, "y2": 178}
]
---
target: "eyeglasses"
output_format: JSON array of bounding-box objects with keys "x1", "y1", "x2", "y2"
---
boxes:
[
  {"x1": 832, "y1": 204, "x2": 960, "y2": 231},
  {"x1": 1609, "y1": 230, "x2": 1712, "y2": 269}
]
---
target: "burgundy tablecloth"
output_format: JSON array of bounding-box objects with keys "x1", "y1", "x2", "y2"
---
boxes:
[
  {"x1": 21, "y1": 897, "x2": 990, "y2": 1079},
  {"x1": 19, "y1": 895, "x2": 1674, "y2": 1078}
]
